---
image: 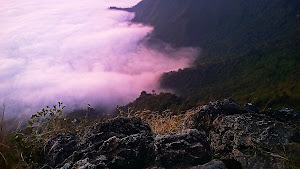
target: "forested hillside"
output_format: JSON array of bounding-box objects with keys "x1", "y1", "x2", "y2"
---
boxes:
[{"x1": 126, "y1": 0, "x2": 300, "y2": 109}]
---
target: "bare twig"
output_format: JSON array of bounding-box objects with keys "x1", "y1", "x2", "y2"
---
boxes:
[
  {"x1": 263, "y1": 99, "x2": 272, "y2": 111},
  {"x1": 40, "y1": 164, "x2": 54, "y2": 169},
  {"x1": 0, "y1": 143, "x2": 9, "y2": 148},
  {"x1": 269, "y1": 153, "x2": 290, "y2": 161},
  {"x1": 178, "y1": 96, "x2": 190, "y2": 114},
  {"x1": 15, "y1": 119, "x2": 23, "y2": 133},
  {"x1": 20, "y1": 152, "x2": 30, "y2": 169},
  {"x1": 0, "y1": 151, "x2": 8, "y2": 166}
]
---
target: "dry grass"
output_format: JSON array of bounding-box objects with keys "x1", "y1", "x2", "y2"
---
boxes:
[
  {"x1": 0, "y1": 104, "x2": 11, "y2": 169},
  {"x1": 0, "y1": 104, "x2": 6, "y2": 168},
  {"x1": 0, "y1": 104, "x2": 21, "y2": 169},
  {"x1": 0, "y1": 145, "x2": 9, "y2": 169},
  {"x1": 123, "y1": 108, "x2": 187, "y2": 135}
]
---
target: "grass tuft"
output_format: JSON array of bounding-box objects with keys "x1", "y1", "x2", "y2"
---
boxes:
[{"x1": 119, "y1": 108, "x2": 187, "y2": 135}]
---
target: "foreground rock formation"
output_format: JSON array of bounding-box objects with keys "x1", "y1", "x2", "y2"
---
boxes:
[
  {"x1": 184, "y1": 99, "x2": 300, "y2": 169},
  {"x1": 45, "y1": 99, "x2": 300, "y2": 169}
]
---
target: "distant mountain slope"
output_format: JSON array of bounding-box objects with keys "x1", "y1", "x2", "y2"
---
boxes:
[
  {"x1": 130, "y1": 0, "x2": 299, "y2": 60},
  {"x1": 120, "y1": 91, "x2": 194, "y2": 114},
  {"x1": 126, "y1": 0, "x2": 300, "y2": 109}
]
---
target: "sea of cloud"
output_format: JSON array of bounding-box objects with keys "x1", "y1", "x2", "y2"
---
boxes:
[{"x1": 0, "y1": 0, "x2": 199, "y2": 117}]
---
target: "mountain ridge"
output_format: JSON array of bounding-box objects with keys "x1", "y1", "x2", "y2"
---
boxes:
[{"x1": 123, "y1": 0, "x2": 300, "y2": 109}]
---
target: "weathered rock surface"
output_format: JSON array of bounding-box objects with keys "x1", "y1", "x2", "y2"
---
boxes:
[
  {"x1": 183, "y1": 98, "x2": 256, "y2": 134},
  {"x1": 189, "y1": 159, "x2": 226, "y2": 169},
  {"x1": 45, "y1": 99, "x2": 299, "y2": 169},
  {"x1": 45, "y1": 117, "x2": 212, "y2": 169},
  {"x1": 183, "y1": 98, "x2": 300, "y2": 169},
  {"x1": 210, "y1": 113, "x2": 297, "y2": 169},
  {"x1": 45, "y1": 134, "x2": 77, "y2": 167},
  {"x1": 263, "y1": 107, "x2": 300, "y2": 122},
  {"x1": 154, "y1": 129, "x2": 211, "y2": 167},
  {"x1": 211, "y1": 113, "x2": 294, "y2": 151}
]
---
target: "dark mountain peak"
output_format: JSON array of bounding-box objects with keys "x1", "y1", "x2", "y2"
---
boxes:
[{"x1": 127, "y1": 0, "x2": 300, "y2": 109}]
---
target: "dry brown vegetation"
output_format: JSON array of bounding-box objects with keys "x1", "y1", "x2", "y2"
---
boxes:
[
  {"x1": 139, "y1": 110, "x2": 186, "y2": 135},
  {"x1": 0, "y1": 104, "x2": 14, "y2": 169},
  {"x1": 0, "y1": 104, "x2": 7, "y2": 168},
  {"x1": 118, "y1": 107, "x2": 188, "y2": 135}
]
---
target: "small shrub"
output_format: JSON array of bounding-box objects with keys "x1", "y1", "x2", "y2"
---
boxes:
[{"x1": 2, "y1": 102, "x2": 92, "y2": 168}]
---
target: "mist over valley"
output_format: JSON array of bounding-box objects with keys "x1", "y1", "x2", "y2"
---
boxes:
[{"x1": 0, "y1": 0, "x2": 198, "y2": 117}]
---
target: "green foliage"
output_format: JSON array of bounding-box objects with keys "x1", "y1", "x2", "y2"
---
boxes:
[
  {"x1": 2, "y1": 102, "x2": 92, "y2": 168},
  {"x1": 131, "y1": 0, "x2": 300, "y2": 110},
  {"x1": 121, "y1": 91, "x2": 194, "y2": 114},
  {"x1": 66, "y1": 104, "x2": 106, "y2": 120},
  {"x1": 160, "y1": 35, "x2": 299, "y2": 109},
  {"x1": 116, "y1": 105, "x2": 125, "y2": 116}
]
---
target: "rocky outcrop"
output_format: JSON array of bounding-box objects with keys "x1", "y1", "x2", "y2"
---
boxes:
[
  {"x1": 154, "y1": 129, "x2": 211, "y2": 167},
  {"x1": 45, "y1": 99, "x2": 299, "y2": 169},
  {"x1": 183, "y1": 98, "x2": 256, "y2": 134},
  {"x1": 183, "y1": 98, "x2": 300, "y2": 169},
  {"x1": 45, "y1": 134, "x2": 77, "y2": 167},
  {"x1": 263, "y1": 108, "x2": 300, "y2": 123},
  {"x1": 210, "y1": 113, "x2": 295, "y2": 169},
  {"x1": 45, "y1": 117, "x2": 211, "y2": 169},
  {"x1": 210, "y1": 113, "x2": 294, "y2": 151}
]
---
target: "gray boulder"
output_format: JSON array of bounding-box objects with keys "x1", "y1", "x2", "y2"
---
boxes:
[
  {"x1": 45, "y1": 134, "x2": 77, "y2": 167},
  {"x1": 183, "y1": 98, "x2": 253, "y2": 133},
  {"x1": 46, "y1": 117, "x2": 213, "y2": 169},
  {"x1": 154, "y1": 129, "x2": 211, "y2": 168},
  {"x1": 210, "y1": 113, "x2": 298, "y2": 169},
  {"x1": 183, "y1": 98, "x2": 300, "y2": 169},
  {"x1": 189, "y1": 159, "x2": 227, "y2": 169}
]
